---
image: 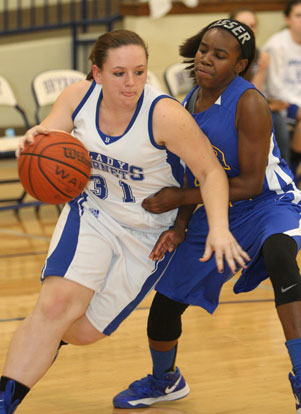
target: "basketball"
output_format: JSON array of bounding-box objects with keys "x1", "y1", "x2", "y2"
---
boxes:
[{"x1": 18, "y1": 131, "x2": 91, "y2": 204}]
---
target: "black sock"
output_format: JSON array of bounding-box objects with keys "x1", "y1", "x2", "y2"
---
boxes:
[{"x1": 0, "y1": 376, "x2": 30, "y2": 403}]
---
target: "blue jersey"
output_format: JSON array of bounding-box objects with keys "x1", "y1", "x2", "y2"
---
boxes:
[
  {"x1": 156, "y1": 76, "x2": 301, "y2": 313},
  {"x1": 184, "y1": 76, "x2": 298, "y2": 205}
]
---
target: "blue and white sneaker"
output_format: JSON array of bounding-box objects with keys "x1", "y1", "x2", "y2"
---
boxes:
[
  {"x1": 0, "y1": 380, "x2": 20, "y2": 414},
  {"x1": 289, "y1": 372, "x2": 301, "y2": 413},
  {"x1": 113, "y1": 367, "x2": 190, "y2": 408}
]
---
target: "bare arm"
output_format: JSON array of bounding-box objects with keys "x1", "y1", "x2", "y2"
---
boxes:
[
  {"x1": 146, "y1": 89, "x2": 272, "y2": 210},
  {"x1": 231, "y1": 88, "x2": 272, "y2": 197},
  {"x1": 146, "y1": 91, "x2": 271, "y2": 267},
  {"x1": 263, "y1": 43, "x2": 288, "y2": 102},
  {"x1": 148, "y1": 175, "x2": 195, "y2": 261},
  {"x1": 153, "y1": 98, "x2": 229, "y2": 230},
  {"x1": 152, "y1": 98, "x2": 250, "y2": 272},
  {"x1": 16, "y1": 80, "x2": 91, "y2": 157},
  {"x1": 251, "y1": 50, "x2": 270, "y2": 92}
]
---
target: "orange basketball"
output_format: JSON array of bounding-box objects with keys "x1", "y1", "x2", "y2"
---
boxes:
[{"x1": 18, "y1": 131, "x2": 91, "y2": 204}]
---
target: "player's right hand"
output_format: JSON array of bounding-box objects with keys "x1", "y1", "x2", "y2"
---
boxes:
[
  {"x1": 16, "y1": 125, "x2": 49, "y2": 158},
  {"x1": 200, "y1": 227, "x2": 250, "y2": 274}
]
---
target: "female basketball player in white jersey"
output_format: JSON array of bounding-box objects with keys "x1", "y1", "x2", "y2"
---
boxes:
[
  {"x1": 0, "y1": 29, "x2": 249, "y2": 413},
  {"x1": 113, "y1": 21, "x2": 301, "y2": 413}
]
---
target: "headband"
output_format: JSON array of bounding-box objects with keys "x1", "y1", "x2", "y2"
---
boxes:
[{"x1": 207, "y1": 19, "x2": 252, "y2": 56}]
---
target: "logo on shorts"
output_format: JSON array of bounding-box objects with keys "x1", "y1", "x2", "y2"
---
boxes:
[
  {"x1": 89, "y1": 207, "x2": 99, "y2": 218},
  {"x1": 281, "y1": 284, "x2": 297, "y2": 293}
]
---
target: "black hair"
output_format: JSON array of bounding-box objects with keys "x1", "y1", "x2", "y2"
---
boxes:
[
  {"x1": 179, "y1": 19, "x2": 256, "y2": 80},
  {"x1": 284, "y1": 0, "x2": 301, "y2": 16}
]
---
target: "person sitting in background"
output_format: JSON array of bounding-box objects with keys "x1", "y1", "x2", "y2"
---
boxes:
[
  {"x1": 263, "y1": 0, "x2": 301, "y2": 180},
  {"x1": 230, "y1": 7, "x2": 292, "y2": 166},
  {"x1": 229, "y1": 7, "x2": 269, "y2": 92}
]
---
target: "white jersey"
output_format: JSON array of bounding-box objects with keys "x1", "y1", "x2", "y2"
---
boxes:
[
  {"x1": 72, "y1": 81, "x2": 184, "y2": 231},
  {"x1": 42, "y1": 82, "x2": 185, "y2": 334},
  {"x1": 263, "y1": 29, "x2": 301, "y2": 106}
]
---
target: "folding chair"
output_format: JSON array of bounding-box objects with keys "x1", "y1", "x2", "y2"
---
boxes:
[
  {"x1": 0, "y1": 75, "x2": 31, "y2": 133},
  {"x1": 0, "y1": 75, "x2": 37, "y2": 211},
  {"x1": 147, "y1": 70, "x2": 164, "y2": 91},
  {"x1": 32, "y1": 69, "x2": 86, "y2": 123},
  {"x1": 163, "y1": 63, "x2": 195, "y2": 98}
]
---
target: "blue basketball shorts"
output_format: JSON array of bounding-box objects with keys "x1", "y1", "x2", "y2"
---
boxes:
[{"x1": 156, "y1": 193, "x2": 301, "y2": 314}]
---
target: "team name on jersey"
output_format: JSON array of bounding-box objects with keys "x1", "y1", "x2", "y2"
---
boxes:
[{"x1": 90, "y1": 151, "x2": 144, "y2": 181}]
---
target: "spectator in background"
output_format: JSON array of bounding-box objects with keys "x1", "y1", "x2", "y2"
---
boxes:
[
  {"x1": 230, "y1": 7, "x2": 292, "y2": 167},
  {"x1": 263, "y1": 0, "x2": 301, "y2": 179},
  {"x1": 229, "y1": 8, "x2": 270, "y2": 91}
]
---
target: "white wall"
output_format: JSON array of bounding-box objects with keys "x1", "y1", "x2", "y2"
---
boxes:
[
  {"x1": 124, "y1": 11, "x2": 285, "y2": 90},
  {"x1": 0, "y1": 10, "x2": 285, "y2": 129},
  {"x1": 0, "y1": 35, "x2": 74, "y2": 129}
]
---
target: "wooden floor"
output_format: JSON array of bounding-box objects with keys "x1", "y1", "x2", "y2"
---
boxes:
[{"x1": 0, "y1": 159, "x2": 299, "y2": 413}]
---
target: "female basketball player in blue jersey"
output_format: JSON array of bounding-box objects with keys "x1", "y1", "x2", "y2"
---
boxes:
[
  {"x1": 113, "y1": 20, "x2": 301, "y2": 413},
  {"x1": 0, "y1": 29, "x2": 249, "y2": 413}
]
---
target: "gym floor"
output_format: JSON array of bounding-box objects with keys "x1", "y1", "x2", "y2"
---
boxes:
[{"x1": 0, "y1": 157, "x2": 298, "y2": 413}]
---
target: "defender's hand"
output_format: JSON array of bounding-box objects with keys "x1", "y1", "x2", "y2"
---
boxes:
[
  {"x1": 143, "y1": 187, "x2": 184, "y2": 214},
  {"x1": 149, "y1": 225, "x2": 186, "y2": 261}
]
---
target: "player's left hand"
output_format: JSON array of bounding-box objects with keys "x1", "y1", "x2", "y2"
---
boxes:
[
  {"x1": 200, "y1": 227, "x2": 251, "y2": 274},
  {"x1": 149, "y1": 224, "x2": 186, "y2": 261}
]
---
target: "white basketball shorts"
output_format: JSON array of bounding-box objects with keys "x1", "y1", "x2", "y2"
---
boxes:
[{"x1": 41, "y1": 193, "x2": 175, "y2": 335}]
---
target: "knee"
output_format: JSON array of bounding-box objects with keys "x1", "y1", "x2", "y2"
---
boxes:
[
  {"x1": 147, "y1": 292, "x2": 188, "y2": 341},
  {"x1": 37, "y1": 290, "x2": 76, "y2": 322},
  {"x1": 262, "y1": 234, "x2": 297, "y2": 270},
  {"x1": 262, "y1": 234, "x2": 301, "y2": 306},
  {"x1": 36, "y1": 279, "x2": 89, "y2": 323}
]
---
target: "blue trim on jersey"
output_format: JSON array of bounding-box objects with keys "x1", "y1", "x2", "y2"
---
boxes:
[
  {"x1": 148, "y1": 95, "x2": 176, "y2": 149},
  {"x1": 182, "y1": 85, "x2": 199, "y2": 107},
  {"x1": 102, "y1": 249, "x2": 176, "y2": 335},
  {"x1": 95, "y1": 89, "x2": 145, "y2": 145},
  {"x1": 41, "y1": 204, "x2": 81, "y2": 279},
  {"x1": 72, "y1": 80, "x2": 96, "y2": 121},
  {"x1": 166, "y1": 150, "x2": 185, "y2": 187}
]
